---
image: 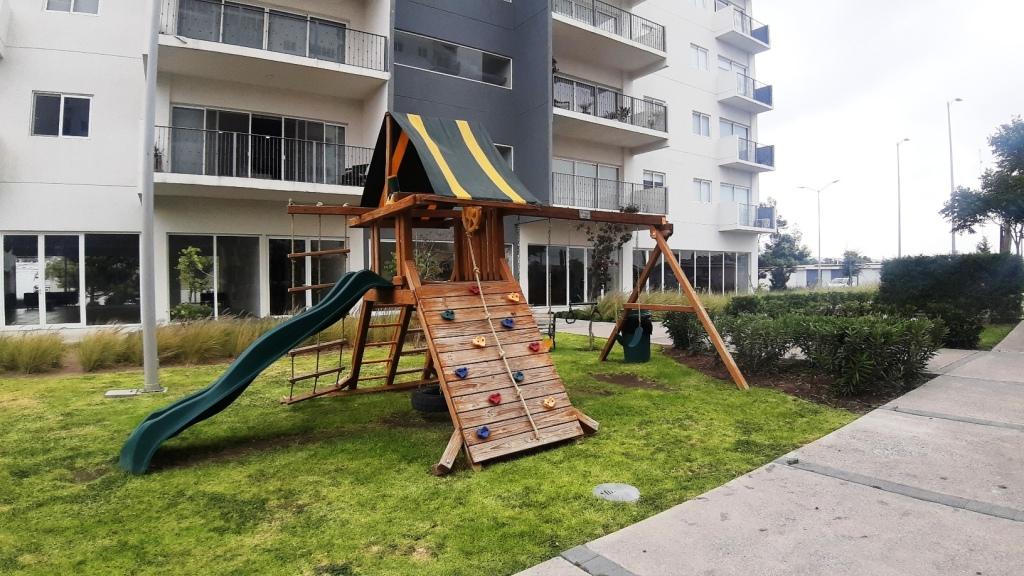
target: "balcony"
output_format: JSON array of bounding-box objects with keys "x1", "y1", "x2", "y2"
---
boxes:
[
  {"x1": 157, "y1": 0, "x2": 389, "y2": 99},
  {"x1": 551, "y1": 173, "x2": 668, "y2": 215},
  {"x1": 718, "y1": 136, "x2": 774, "y2": 173},
  {"x1": 717, "y1": 72, "x2": 773, "y2": 114},
  {"x1": 713, "y1": 1, "x2": 770, "y2": 54},
  {"x1": 153, "y1": 126, "x2": 372, "y2": 201},
  {"x1": 552, "y1": 0, "x2": 666, "y2": 74},
  {"x1": 552, "y1": 76, "x2": 668, "y2": 151},
  {"x1": 719, "y1": 203, "x2": 776, "y2": 233}
]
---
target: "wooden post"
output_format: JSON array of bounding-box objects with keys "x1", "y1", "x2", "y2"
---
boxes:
[
  {"x1": 346, "y1": 301, "x2": 376, "y2": 389},
  {"x1": 651, "y1": 227, "x2": 748, "y2": 391}
]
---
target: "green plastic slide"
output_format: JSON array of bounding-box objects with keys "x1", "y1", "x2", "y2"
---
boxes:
[{"x1": 119, "y1": 270, "x2": 392, "y2": 474}]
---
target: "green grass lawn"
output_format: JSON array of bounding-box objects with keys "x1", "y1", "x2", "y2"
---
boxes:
[
  {"x1": 978, "y1": 323, "x2": 1016, "y2": 350},
  {"x1": 0, "y1": 335, "x2": 854, "y2": 576}
]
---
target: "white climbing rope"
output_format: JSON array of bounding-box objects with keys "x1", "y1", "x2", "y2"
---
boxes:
[{"x1": 464, "y1": 228, "x2": 541, "y2": 440}]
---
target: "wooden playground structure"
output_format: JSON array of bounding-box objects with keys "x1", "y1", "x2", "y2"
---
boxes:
[{"x1": 280, "y1": 112, "x2": 748, "y2": 474}]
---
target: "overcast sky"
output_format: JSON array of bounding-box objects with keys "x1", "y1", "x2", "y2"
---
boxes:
[{"x1": 756, "y1": 0, "x2": 1024, "y2": 260}]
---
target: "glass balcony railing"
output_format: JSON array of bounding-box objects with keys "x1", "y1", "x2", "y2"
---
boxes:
[
  {"x1": 154, "y1": 126, "x2": 373, "y2": 187},
  {"x1": 553, "y1": 76, "x2": 667, "y2": 132},
  {"x1": 734, "y1": 73, "x2": 773, "y2": 107},
  {"x1": 159, "y1": 0, "x2": 388, "y2": 72},
  {"x1": 736, "y1": 137, "x2": 775, "y2": 167},
  {"x1": 551, "y1": 173, "x2": 668, "y2": 215},
  {"x1": 736, "y1": 203, "x2": 776, "y2": 229},
  {"x1": 552, "y1": 0, "x2": 666, "y2": 52},
  {"x1": 715, "y1": 0, "x2": 770, "y2": 45}
]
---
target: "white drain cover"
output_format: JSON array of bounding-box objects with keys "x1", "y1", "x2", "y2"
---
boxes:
[{"x1": 593, "y1": 483, "x2": 640, "y2": 503}]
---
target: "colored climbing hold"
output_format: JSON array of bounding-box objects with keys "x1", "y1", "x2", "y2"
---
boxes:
[
  {"x1": 528, "y1": 341, "x2": 541, "y2": 352},
  {"x1": 441, "y1": 309, "x2": 456, "y2": 321},
  {"x1": 542, "y1": 396, "x2": 557, "y2": 410},
  {"x1": 488, "y1": 392, "x2": 502, "y2": 405},
  {"x1": 506, "y1": 292, "x2": 522, "y2": 303},
  {"x1": 455, "y1": 367, "x2": 469, "y2": 379},
  {"x1": 512, "y1": 371, "x2": 525, "y2": 383},
  {"x1": 469, "y1": 285, "x2": 481, "y2": 295},
  {"x1": 476, "y1": 426, "x2": 491, "y2": 439},
  {"x1": 472, "y1": 336, "x2": 487, "y2": 348},
  {"x1": 501, "y1": 317, "x2": 515, "y2": 329}
]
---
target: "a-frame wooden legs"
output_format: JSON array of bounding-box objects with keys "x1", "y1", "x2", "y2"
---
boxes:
[{"x1": 600, "y1": 227, "x2": 749, "y2": 391}]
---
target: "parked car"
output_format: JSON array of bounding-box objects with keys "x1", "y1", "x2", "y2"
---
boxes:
[{"x1": 828, "y1": 277, "x2": 853, "y2": 287}]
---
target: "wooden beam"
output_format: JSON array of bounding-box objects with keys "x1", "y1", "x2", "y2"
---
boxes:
[
  {"x1": 651, "y1": 226, "x2": 749, "y2": 391},
  {"x1": 599, "y1": 247, "x2": 661, "y2": 361},
  {"x1": 506, "y1": 204, "x2": 667, "y2": 227},
  {"x1": 432, "y1": 430, "x2": 463, "y2": 476},
  {"x1": 349, "y1": 194, "x2": 422, "y2": 228},
  {"x1": 623, "y1": 303, "x2": 696, "y2": 313},
  {"x1": 364, "y1": 288, "x2": 416, "y2": 306}
]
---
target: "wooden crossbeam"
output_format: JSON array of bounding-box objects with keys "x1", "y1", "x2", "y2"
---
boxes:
[
  {"x1": 623, "y1": 303, "x2": 695, "y2": 313},
  {"x1": 288, "y1": 283, "x2": 334, "y2": 293},
  {"x1": 288, "y1": 247, "x2": 350, "y2": 259}
]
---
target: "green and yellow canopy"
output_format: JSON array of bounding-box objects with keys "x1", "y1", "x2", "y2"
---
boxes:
[{"x1": 360, "y1": 112, "x2": 539, "y2": 207}]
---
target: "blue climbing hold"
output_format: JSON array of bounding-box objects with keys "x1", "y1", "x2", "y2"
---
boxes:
[
  {"x1": 441, "y1": 309, "x2": 456, "y2": 321},
  {"x1": 501, "y1": 317, "x2": 515, "y2": 329},
  {"x1": 476, "y1": 426, "x2": 491, "y2": 439},
  {"x1": 455, "y1": 367, "x2": 469, "y2": 379},
  {"x1": 513, "y1": 371, "x2": 525, "y2": 383}
]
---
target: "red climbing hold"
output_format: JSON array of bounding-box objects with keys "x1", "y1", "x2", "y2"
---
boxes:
[
  {"x1": 528, "y1": 341, "x2": 541, "y2": 352},
  {"x1": 469, "y1": 285, "x2": 481, "y2": 295},
  {"x1": 488, "y1": 393, "x2": 502, "y2": 405}
]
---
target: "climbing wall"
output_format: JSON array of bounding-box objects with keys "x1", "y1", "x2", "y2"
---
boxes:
[{"x1": 415, "y1": 280, "x2": 587, "y2": 465}]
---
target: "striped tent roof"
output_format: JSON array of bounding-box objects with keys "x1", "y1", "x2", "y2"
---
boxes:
[{"x1": 360, "y1": 113, "x2": 539, "y2": 207}]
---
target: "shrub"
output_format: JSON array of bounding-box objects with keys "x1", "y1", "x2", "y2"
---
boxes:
[
  {"x1": 0, "y1": 333, "x2": 65, "y2": 374},
  {"x1": 797, "y1": 315, "x2": 944, "y2": 397},
  {"x1": 877, "y1": 254, "x2": 1024, "y2": 346},
  {"x1": 726, "y1": 290, "x2": 876, "y2": 318},
  {"x1": 716, "y1": 314, "x2": 800, "y2": 373},
  {"x1": 663, "y1": 311, "x2": 713, "y2": 355},
  {"x1": 169, "y1": 303, "x2": 213, "y2": 322}
]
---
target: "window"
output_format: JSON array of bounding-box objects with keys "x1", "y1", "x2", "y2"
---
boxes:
[
  {"x1": 168, "y1": 234, "x2": 259, "y2": 319},
  {"x1": 2, "y1": 233, "x2": 140, "y2": 326},
  {"x1": 717, "y1": 55, "x2": 748, "y2": 75},
  {"x1": 643, "y1": 170, "x2": 666, "y2": 189},
  {"x1": 495, "y1": 144, "x2": 514, "y2": 168},
  {"x1": 32, "y1": 93, "x2": 90, "y2": 137},
  {"x1": 719, "y1": 118, "x2": 750, "y2": 139},
  {"x1": 46, "y1": 0, "x2": 98, "y2": 14},
  {"x1": 692, "y1": 111, "x2": 711, "y2": 136},
  {"x1": 720, "y1": 183, "x2": 752, "y2": 204},
  {"x1": 528, "y1": 244, "x2": 609, "y2": 306},
  {"x1": 690, "y1": 44, "x2": 709, "y2": 71},
  {"x1": 690, "y1": 0, "x2": 709, "y2": 9},
  {"x1": 693, "y1": 179, "x2": 712, "y2": 203},
  {"x1": 394, "y1": 30, "x2": 511, "y2": 88},
  {"x1": 551, "y1": 157, "x2": 621, "y2": 209}
]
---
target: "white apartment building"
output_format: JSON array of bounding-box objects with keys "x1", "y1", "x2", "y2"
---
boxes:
[{"x1": 0, "y1": 0, "x2": 773, "y2": 332}]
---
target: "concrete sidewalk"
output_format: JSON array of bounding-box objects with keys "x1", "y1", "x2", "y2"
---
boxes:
[
  {"x1": 553, "y1": 319, "x2": 672, "y2": 346},
  {"x1": 520, "y1": 332, "x2": 1024, "y2": 575}
]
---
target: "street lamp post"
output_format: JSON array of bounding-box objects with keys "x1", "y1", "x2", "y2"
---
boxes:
[
  {"x1": 798, "y1": 179, "x2": 840, "y2": 288},
  {"x1": 947, "y1": 98, "x2": 963, "y2": 254},
  {"x1": 896, "y1": 138, "x2": 910, "y2": 258}
]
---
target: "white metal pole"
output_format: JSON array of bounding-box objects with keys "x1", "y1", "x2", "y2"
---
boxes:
[
  {"x1": 896, "y1": 139, "x2": 907, "y2": 258},
  {"x1": 817, "y1": 188, "x2": 822, "y2": 288},
  {"x1": 140, "y1": 0, "x2": 163, "y2": 393},
  {"x1": 946, "y1": 99, "x2": 961, "y2": 255}
]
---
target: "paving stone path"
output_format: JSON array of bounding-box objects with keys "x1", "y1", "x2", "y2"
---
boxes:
[{"x1": 520, "y1": 323, "x2": 1024, "y2": 575}]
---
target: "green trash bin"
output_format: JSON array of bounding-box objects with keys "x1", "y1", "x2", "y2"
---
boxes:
[{"x1": 616, "y1": 310, "x2": 653, "y2": 363}]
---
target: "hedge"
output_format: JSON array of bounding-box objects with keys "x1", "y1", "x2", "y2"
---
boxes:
[
  {"x1": 726, "y1": 291, "x2": 876, "y2": 318},
  {"x1": 877, "y1": 254, "x2": 1024, "y2": 348}
]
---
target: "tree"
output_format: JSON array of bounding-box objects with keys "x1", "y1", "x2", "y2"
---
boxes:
[
  {"x1": 840, "y1": 250, "x2": 870, "y2": 284},
  {"x1": 176, "y1": 246, "x2": 213, "y2": 304},
  {"x1": 941, "y1": 117, "x2": 1024, "y2": 254},
  {"x1": 577, "y1": 205, "x2": 639, "y2": 297},
  {"x1": 977, "y1": 236, "x2": 993, "y2": 254},
  {"x1": 758, "y1": 204, "x2": 812, "y2": 290}
]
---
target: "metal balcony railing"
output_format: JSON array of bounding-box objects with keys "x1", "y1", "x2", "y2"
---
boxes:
[
  {"x1": 735, "y1": 72, "x2": 773, "y2": 107},
  {"x1": 159, "y1": 0, "x2": 387, "y2": 72},
  {"x1": 715, "y1": 0, "x2": 770, "y2": 45},
  {"x1": 737, "y1": 137, "x2": 775, "y2": 167},
  {"x1": 551, "y1": 173, "x2": 668, "y2": 215},
  {"x1": 553, "y1": 76, "x2": 667, "y2": 132},
  {"x1": 552, "y1": 0, "x2": 666, "y2": 52},
  {"x1": 737, "y1": 203, "x2": 776, "y2": 229},
  {"x1": 154, "y1": 126, "x2": 373, "y2": 187}
]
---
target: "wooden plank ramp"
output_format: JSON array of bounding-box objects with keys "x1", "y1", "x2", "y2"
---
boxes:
[{"x1": 415, "y1": 280, "x2": 590, "y2": 468}]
